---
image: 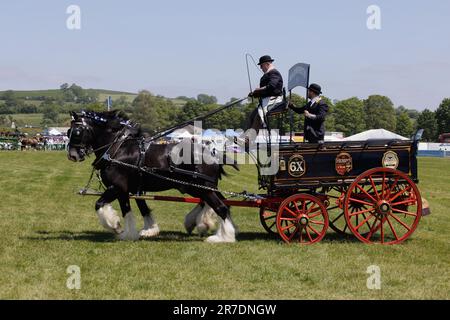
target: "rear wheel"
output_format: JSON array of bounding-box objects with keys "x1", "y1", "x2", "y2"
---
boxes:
[
  {"x1": 326, "y1": 186, "x2": 370, "y2": 238},
  {"x1": 276, "y1": 194, "x2": 328, "y2": 244},
  {"x1": 259, "y1": 206, "x2": 278, "y2": 235},
  {"x1": 344, "y1": 168, "x2": 422, "y2": 244}
]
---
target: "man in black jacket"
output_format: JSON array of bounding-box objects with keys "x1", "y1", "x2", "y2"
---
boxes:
[
  {"x1": 288, "y1": 83, "x2": 328, "y2": 143},
  {"x1": 248, "y1": 55, "x2": 284, "y2": 128}
]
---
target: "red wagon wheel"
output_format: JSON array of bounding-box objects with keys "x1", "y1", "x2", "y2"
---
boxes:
[
  {"x1": 276, "y1": 194, "x2": 329, "y2": 244},
  {"x1": 344, "y1": 168, "x2": 422, "y2": 244}
]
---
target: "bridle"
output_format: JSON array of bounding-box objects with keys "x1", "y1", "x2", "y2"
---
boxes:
[{"x1": 67, "y1": 111, "x2": 131, "y2": 158}]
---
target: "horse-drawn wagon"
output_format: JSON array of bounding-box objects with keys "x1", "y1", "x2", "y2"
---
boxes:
[
  {"x1": 256, "y1": 132, "x2": 426, "y2": 244},
  {"x1": 71, "y1": 62, "x2": 429, "y2": 244}
]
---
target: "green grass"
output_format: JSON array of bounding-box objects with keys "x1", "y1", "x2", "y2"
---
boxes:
[{"x1": 0, "y1": 152, "x2": 448, "y2": 299}]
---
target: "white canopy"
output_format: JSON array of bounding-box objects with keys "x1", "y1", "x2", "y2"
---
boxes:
[
  {"x1": 48, "y1": 128, "x2": 62, "y2": 136},
  {"x1": 344, "y1": 129, "x2": 408, "y2": 141}
]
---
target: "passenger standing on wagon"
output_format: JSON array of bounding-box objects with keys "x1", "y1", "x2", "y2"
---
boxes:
[
  {"x1": 288, "y1": 83, "x2": 328, "y2": 143},
  {"x1": 248, "y1": 55, "x2": 284, "y2": 128}
]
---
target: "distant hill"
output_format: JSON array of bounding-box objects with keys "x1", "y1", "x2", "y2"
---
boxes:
[
  {"x1": 0, "y1": 89, "x2": 138, "y2": 101},
  {"x1": 0, "y1": 88, "x2": 189, "y2": 106},
  {"x1": 0, "y1": 88, "x2": 191, "y2": 128}
]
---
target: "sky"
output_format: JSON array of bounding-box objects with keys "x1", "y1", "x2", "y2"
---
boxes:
[{"x1": 0, "y1": 0, "x2": 449, "y2": 110}]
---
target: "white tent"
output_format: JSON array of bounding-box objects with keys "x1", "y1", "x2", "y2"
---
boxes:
[
  {"x1": 344, "y1": 129, "x2": 408, "y2": 141},
  {"x1": 48, "y1": 128, "x2": 62, "y2": 136}
]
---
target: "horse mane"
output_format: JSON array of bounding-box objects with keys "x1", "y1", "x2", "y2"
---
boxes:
[
  {"x1": 90, "y1": 109, "x2": 130, "y2": 122},
  {"x1": 79, "y1": 109, "x2": 142, "y2": 135}
]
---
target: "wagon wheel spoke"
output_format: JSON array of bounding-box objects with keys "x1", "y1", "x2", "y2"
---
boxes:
[
  {"x1": 391, "y1": 199, "x2": 415, "y2": 207},
  {"x1": 308, "y1": 210, "x2": 323, "y2": 219},
  {"x1": 331, "y1": 212, "x2": 344, "y2": 224},
  {"x1": 389, "y1": 185, "x2": 412, "y2": 203},
  {"x1": 298, "y1": 227, "x2": 304, "y2": 243},
  {"x1": 391, "y1": 208, "x2": 418, "y2": 217},
  {"x1": 360, "y1": 213, "x2": 373, "y2": 231},
  {"x1": 280, "y1": 223, "x2": 297, "y2": 232},
  {"x1": 288, "y1": 226, "x2": 300, "y2": 242},
  {"x1": 348, "y1": 207, "x2": 375, "y2": 217},
  {"x1": 348, "y1": 197, "x2": 375, "y2": 207},
  {"x1": 263, "y1": 213, "x2": 277, "y2": 221},
  {"x1": 354, "y1": 213, "x2": 375, "y2": 231},
  {"x1": 309, "y1": 220, "x2": 325, "y2": 225},
  {"x1": 355, "y1": 183, "x2": 377, "y2": 202},
  {"x1": 381, "y1": 172, "x2": 386, "y2": 198},
  {"x1": 283, "y1": 206, "x2": 298, "y2": 218},
  {"x1": 305, "y1": 227, "x2": 314, "y2": 242},
  {"x1": 293, "y1": 200, "x2": 301, "y2": 214},
  {"x1": 259, "y1": 206, "x2": 280, "y2": 235},
  {"x1": 386, "y1": 216, "x2": 400, "y2": 241},
  {"x1": 366, "y1": 216, "x2": 385, "y2": 241},
  {"x1": 368, "y1": 176, "x2": 380, "y2": 200},
  {"x1": 387, "y1": 212, "x2": 411, "y2": 231},
  {"x1": 308, "y1": 224, "x2": 321, "y2": 236},
  {"x1": 386, "y1": 176, "x2": 400, "y2": 198},
  {"x1": 306, "y1": 203, "x2": 318, "y2": 215}
]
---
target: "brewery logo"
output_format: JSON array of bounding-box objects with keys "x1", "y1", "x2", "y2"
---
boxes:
[
  {"x1": 288, "y1": 154, "x2": 306, "y2": 177},
  {"x1": 382, "y1": 151, "x2": 399, "y2": 169},
  {"x1": 335, "y1": 152, "x2": 353, "y2": 175}
]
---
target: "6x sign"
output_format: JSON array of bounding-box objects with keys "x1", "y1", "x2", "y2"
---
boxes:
[{"x1": 288, "y1": 154, "x2": 306, "y2": 177}]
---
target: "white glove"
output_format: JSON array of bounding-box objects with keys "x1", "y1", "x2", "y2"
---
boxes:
[{"x1": 304, "y1": 110, "x2": 317, "y2": 119}]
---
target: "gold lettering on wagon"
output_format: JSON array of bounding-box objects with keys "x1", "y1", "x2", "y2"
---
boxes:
[
  {"x1": 335, "y1": 152, "x2": 353, "y2": 175},
  {"x1": 288, "y1": 154, "x2": 306, "y2": 177}
]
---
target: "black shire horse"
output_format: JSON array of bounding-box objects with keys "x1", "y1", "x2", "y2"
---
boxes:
[{"x1": 67, "y1": 110, "x2": 238, "y2": 242}]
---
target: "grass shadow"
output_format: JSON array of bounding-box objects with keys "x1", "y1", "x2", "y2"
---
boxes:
[
  {"x1": 21, "y1": 230, "x2": 378, "y2": 244},
  {"x1": 21, "y1": 230, "x2": 116, "y2": 242}
]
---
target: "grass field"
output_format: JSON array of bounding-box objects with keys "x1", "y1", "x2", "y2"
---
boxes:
[
  {"x1": 4, "y1": 113, "x2": 71, "y2": 127},
  {"x1": 0, "y1": 152, "x2": 448, "y2": 299}
]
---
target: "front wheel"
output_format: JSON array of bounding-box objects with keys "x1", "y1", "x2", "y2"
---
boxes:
[{"x1": 276, "y1": 194, "x2": 329, "y2": 244}]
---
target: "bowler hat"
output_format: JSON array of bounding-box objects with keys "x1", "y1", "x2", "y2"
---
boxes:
[
  {"x1": 258, "y1": 55, "x2": 275, "y2": 65},
  {"x1": 308, "y1": 83, "x2": 322, "y2": 94}
]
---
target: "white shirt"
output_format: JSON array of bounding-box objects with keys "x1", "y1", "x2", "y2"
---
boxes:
[{"x1": 309, "y1": 96, "x2": 321, "y2": 107}]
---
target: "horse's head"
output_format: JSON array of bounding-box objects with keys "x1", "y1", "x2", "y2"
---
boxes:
[
  {"x1": 67, "y1": 111, "x2": 98, "y2": 162},
  {"x1": 67, "y1": 110, "x2": 135, "y2": 162}
]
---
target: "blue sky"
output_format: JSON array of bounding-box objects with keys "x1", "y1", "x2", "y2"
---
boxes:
[{"x1": 0, "y1": 0, "x2": 449, "y2": 110}]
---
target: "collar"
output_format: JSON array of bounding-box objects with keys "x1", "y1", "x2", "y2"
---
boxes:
[
  {"x1": 310, "y1": 96, "x2": 321, "y2": 105},
  {"x1": 265, "y1": 65, "x2": 275, "y2": 74}
]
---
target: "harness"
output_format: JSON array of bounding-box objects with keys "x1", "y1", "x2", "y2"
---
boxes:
[{"x1": 70, "y1": 102, "x2": 271, "y2": 200}]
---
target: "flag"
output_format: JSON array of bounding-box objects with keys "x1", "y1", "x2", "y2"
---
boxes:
[{"x1": 288, "y1": 63, "x2": 310, "y2": 91}]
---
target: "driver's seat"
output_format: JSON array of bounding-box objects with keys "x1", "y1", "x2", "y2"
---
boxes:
[{"x1": 266, "y1": 87, "x2": 288, "y2": 117}]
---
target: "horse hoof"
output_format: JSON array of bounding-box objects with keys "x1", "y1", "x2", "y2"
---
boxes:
[
  {"x1": 116, "y1": 231, "x2": 140, "y2": 241},
  {"x1": 139, "y1": 226, "x2": 160, "y2": 238},
  {"x1": 205, "y1": 235, "x2": 235, "y2": 243}
]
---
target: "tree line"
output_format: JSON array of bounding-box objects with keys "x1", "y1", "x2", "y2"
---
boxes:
[
  {"x1": 128, "y1": 91, "x2": 450, "y2": 141},
  {"x1": 1, "y1": 84, "x2": 449, "y2": 141}
]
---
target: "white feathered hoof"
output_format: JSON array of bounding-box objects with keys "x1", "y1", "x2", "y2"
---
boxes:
[
  {"x1": 205, "y1": 234, "x2": 235, "y2": 243},
  {"x1": 197, "y1": 204, "x2": 217, "y2": 236},
  {"x1": 205, "y1": 217, "x2": 236, "y2": 243},
  {"x1": 97, "y1": 204, "x2": 123, "y2": 234},
  {"x1": 139, "y1": 224, "x2": 160, "y2": 239},
  {"x1": 197, "y1": 223, "x2": 209, "y2": 237},
  {"x1": 116, "y1": 211, "x2": 140, "y2": 241}
]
